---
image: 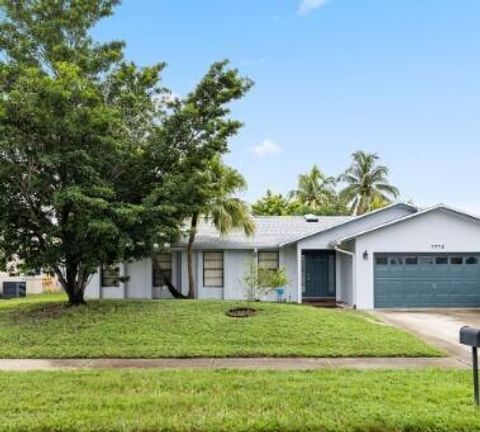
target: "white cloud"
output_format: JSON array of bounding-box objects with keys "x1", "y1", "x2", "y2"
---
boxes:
[
  {"x1": 298, "y1": 0, "x2": 328, "y2": 15},
  {"x1": 251, "y1": 139, "x2": 282, "y2": 158}
]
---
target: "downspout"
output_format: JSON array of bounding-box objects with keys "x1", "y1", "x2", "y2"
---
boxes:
[
  {"x1": 333, "y1": 244, "x2": 357, "y2": 309},
  {"x1": 297, "y1": 244, "x2": 303, "y2": 304}
]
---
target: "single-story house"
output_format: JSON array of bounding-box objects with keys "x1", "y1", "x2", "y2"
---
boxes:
[{"x1": 85, "y1": 203, "x2": 480, "y2": 309}]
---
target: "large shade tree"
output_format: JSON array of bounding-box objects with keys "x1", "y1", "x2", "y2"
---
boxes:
[
  {"x1": 0, "y1": 0, "x2": 251, "y2": 304},
  {"x1": 339, "y1": 151, "x2": 399, "y2": 215}
]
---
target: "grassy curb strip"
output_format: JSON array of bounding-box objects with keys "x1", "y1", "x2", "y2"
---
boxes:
[{"x1": 0, "y1": 369, "x2": 477, "y2": 431}]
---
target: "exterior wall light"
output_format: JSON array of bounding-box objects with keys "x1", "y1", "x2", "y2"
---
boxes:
[{"x1": 363, "y1": 250, "x2": 369, "y2": 260}]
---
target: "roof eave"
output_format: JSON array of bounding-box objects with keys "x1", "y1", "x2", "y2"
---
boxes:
[
  {"x1": 334, "y1": 204, "x2": 480, "y2": 244},
  {"x1": 279, "y1": 203, "x2": 418, "y2": 247}
]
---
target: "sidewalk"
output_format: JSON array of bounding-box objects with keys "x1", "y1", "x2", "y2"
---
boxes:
[{"x1": 0, "y1": 356, "x2": 467, "y2": 371}]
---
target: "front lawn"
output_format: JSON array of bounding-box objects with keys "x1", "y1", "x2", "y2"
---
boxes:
[
  {"x1": 0, "y1": 294, "x2": 440, "y2": 358},
  {"x1": 0, "y1": 369, "x2": 477, "y2": 431}
]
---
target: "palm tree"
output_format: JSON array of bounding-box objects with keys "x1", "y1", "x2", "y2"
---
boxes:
[
  {"x1": 289, "y1": 165, "x2": 336, "y2": 210},
  {"x1": 339, "y1": 151, "x2": 399, "y2": 215},
  {"x1": 187, "y1": 160, "x2": 255, "y2": 298}
]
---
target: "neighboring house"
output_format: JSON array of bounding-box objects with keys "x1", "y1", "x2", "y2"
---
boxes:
[
  {"x1": 85, "y1": 203, "x2": 480, "y2": 310},
  {"x1": 0, "y1": 257, "x2": 60, "y2": 298},
  {"x1": 0, "y1": 274, "x2": 56, "y2": 297}
]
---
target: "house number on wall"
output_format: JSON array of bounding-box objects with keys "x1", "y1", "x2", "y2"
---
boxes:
[{"x1": 431, "y1": 244, "x2": 445, "y2": 250}]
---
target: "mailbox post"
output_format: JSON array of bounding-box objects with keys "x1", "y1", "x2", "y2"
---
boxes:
[{"x1": 459, "y1": 326, "x2": 480, "y2": 406}]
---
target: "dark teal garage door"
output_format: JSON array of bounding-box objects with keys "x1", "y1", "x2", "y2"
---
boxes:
[{"x1": 374, "y1": 254, "x2": 480, "y2": 308}]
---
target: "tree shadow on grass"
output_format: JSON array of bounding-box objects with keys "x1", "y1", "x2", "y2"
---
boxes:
[{"x1": 5, "y1": 302, "x2": 73, "y2": 323}]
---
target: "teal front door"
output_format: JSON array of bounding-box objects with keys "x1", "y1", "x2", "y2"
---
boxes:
[{"x1": 304, "y1": 251, "x2": 336, "y2": 298}]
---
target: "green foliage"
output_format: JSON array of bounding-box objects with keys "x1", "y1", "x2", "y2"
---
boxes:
[
  {"x1": 0, "y1": 1, "x2": 252, "y2": 304},
  {"x1": 339, "y1": 151, "x2": 400, "y2": 215},
  {"x1": 205, "y1": 159, "x2": 255, "y2": 236},
  {"x1": 243, "y1": 257, "x2": 274, "y2": 301},
  {"x1": 151, "y1": 58, "x2": 254, "y2": 299},
  {"x1": 158, "y1": 61, "x2": 253, "y2": 220},
  {"x1": 252, "y1": 187, "x2": 347, "y2": 217},
  {"x1": 252, "y1": 190, "x2": 295, "y2": 216},
  {"x1": 243, "y1": 258, "x2": 297, "y2": 301},
  {"x1": 253, "y1": 154, "x2": 399, "y2": 217},
  {"x1": 289, "y1": 164, "x2": 337, "y2": 208},
  {"x1": 184, "y1": 158, "x2": 255, "y2": 298},
  {"x1": 261, "y1": 266, "x2": 289, "y2": 290},
  {"x1": 0, "y1": 0, "x2": 170, "y2": 304}
]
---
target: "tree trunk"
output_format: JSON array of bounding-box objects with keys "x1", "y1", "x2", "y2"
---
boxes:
[
  {"x1": 66, "y1": 288, "x2": 86, "y2": 306},
  {"x1": 165, "y1": 278, "x2": 188, "y2": 299},
  {"x1": 187, "y1": 213, "x2": 198, "y2": 299},
  {"x1": 54, "y1": 263, "x2": 88, "y2": 306}
]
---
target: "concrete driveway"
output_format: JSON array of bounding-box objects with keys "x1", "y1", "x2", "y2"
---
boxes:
[{"x1": 375, "y1": 309, "x2": 480, "y2": 363}]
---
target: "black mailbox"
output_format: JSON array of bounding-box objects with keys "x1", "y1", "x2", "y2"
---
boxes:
[
  {"x1": 460, "y1": 326, "x2": 480, "y2": 406},
  {"x1": 460, "y1": 326, "x2": 480, "y2": 347}
]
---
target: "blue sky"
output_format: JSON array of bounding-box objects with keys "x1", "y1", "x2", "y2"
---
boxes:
[{"x1": 93, "y1": 0, "x2": 480, "y2": 213}]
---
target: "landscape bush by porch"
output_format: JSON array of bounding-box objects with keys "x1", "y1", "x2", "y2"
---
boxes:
[{"x1": 0, "y1": 294, "x2": 440, "y2": 358}]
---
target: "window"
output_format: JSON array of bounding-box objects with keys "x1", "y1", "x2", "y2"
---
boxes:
[
  {"x1": 152, "y1": 253, "x2": 172, "y2": 287},
  {"x1": 435, "y1": 256, "x2": 448, "y2": 265},
  {"x1": 258, "y1": 251, "x2": 279, "y2": 270},
  {"x1": 203, "y1": 251, "x2": 224, "y2": 288},
  {"x1": 451, "y1": 257, "x2": 463, "y2": 265},
  {"x1": 418, "y1": 256, "x2": 433, "y2": 265},
  {"x1": 466, "y1": 257, "x2": 479, "y2": 265},
  {"x1": 390, "y1": 257, "x2": 403, "y2": 265},
  {"x1": 405, "y1": 257, "x2": 418, "y2": 265},
  {"x1": 376, "y1": 256, "x2": 388, "y2": 265},
  {"x1": 101, "y1": 264, "x2": 120, "y2": 287}
]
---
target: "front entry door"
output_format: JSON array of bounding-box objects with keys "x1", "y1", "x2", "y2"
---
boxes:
[{"x1": 304, "y1": 251, "x2": 336, "y2": 298}]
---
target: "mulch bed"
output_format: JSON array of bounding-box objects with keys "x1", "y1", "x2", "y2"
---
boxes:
[{"x1": 226, "y1": 307, "x2": 257, "y2": 318}]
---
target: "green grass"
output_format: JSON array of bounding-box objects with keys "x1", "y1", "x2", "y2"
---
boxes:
[
  {"x1": 0, "y1": 294, "x2": 440, "y2": 358},
  {"x1": 0, "y1": 369, "x2": 478, "y2": 431}
]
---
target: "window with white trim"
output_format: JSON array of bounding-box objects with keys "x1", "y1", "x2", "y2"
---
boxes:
[
  {"x1": 101, "y1": 264, "x2": 120, "y2": 287},
  {"x1": 203, "y1": 251, "x2": 224, "y2": 288}
]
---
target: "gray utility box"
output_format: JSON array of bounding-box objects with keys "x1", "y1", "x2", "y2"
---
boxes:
[
  {"x1": 460, "y1": 326, "x2": 480, "y2": 347},
  {"x1": 2, "y1": 281, "x2": 26, "y2": 299}
]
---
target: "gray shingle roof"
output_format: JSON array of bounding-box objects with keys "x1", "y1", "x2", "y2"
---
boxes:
[{"x1": 175, "y1": 216, "x2": 354, "y2": 249}]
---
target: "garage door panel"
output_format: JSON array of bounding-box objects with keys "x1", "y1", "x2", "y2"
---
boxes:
[
  {"x1": 435, "y1": 281, "x2": 477, "y2": 294},
  {"x1": 374, "y1": 254, "x2": 480, "y2": 308}
]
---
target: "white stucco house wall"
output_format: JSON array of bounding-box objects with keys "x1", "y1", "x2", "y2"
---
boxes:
[{"x1": 85, "y1": 203, "x2": 480, "y2": 310}]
